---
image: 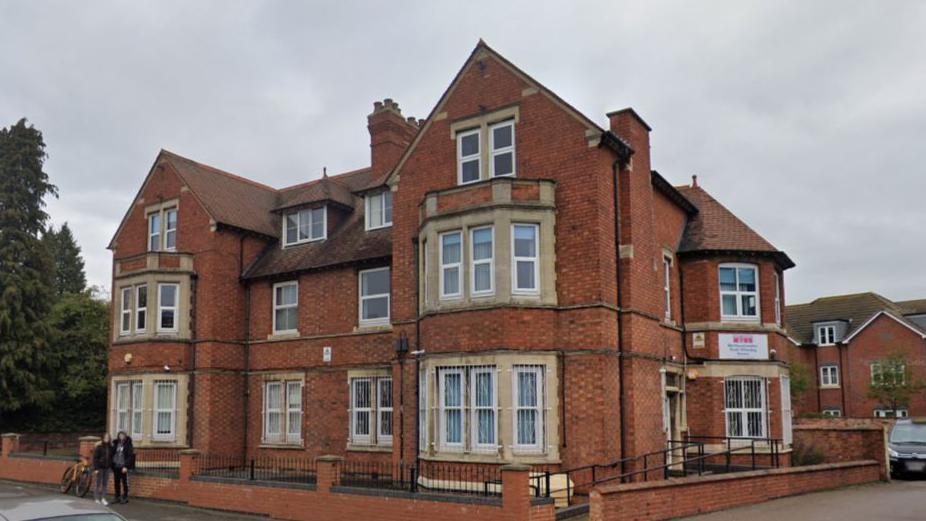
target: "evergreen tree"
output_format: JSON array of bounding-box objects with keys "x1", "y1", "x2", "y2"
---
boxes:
[
  {"x1": 0, "y1": 118, "x2": 58, "y2": 420},
  {"x1": 44, "y1": 223, "x2": 87, "y2": 297}
]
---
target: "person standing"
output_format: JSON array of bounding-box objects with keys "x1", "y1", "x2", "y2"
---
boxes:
[
  {"x1": 91, "y1": 433, "x2": 112, "y2": 505},
  {"x1": 111, "y1": 431, "x2": 135, "y2": 504}
]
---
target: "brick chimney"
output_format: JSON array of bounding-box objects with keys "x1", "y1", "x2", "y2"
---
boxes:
[
  {"x1": 368, "y1": 99, "x2": 418, "y2": 176},
  {"x1": 606, "y1": 108, "x2": 651, "y2": 174}
]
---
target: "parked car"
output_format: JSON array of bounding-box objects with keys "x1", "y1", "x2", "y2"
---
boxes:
[
  {"x1": 0, "y1": 495, "x2": 126, "y2": 521},
  {"x1": 889, "y1": 418, "x2": 926, "y2": 477}
]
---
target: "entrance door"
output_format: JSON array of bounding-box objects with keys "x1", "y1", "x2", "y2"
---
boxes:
[
  {"x1": 780, "y1": 376, "x2": 793, "y2": 446},
  {"x1": 666, "y1": 391, "x2": 683, "y2": 466}
]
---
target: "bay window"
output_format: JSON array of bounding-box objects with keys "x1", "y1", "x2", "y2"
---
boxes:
[
  {"x1": 439, "y1": 368, "x2": 465, "y2": 448},
  {"x1": 724, "y1": 376, "x2": 766, "y2": 438},
  {"x1": 471, "y1": 226, "x2": 494, "y2": 296},
  {"x1": 472, "y1": 366, "x2": 497, "y2": 449},
  {"x1": 719, "y1": 264, "x2": 758, "y2": 320},
  {"x1": 153, "y1": 380, "x2": 177, "y2": 441},
  {"x1": 135, "y1": 285, "x2": 147, "y2": 333},
  {"x1": 440, "y1": 232, "x2": 462, "y2": 299},
  {"x1": 273, "y1": 281, "x2": 299, "y2": 334},
  {"x1": 283, "y1": 206, "x2": 326, "y2": 246},
  {"x1": 359, "y1": 268, "x2": 390, "y2": 326},
  {"x1": 512, "y1": 224, "x2": 539, "y2": 295},
  {"x1": 513, "y1": 365, "x2": 544, "y2": 450},
  {"x1": 114, "y1": 381, "x2": 144, "y2": 439},
  {"x1": 157, "y1": 283, "x2": 179, "y2": 333},
  {"x1": 435, "y1": 366, "x2": 499, "y2": 453}
]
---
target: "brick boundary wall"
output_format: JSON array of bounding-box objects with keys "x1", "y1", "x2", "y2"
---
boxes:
[
  {"x1": 1, "y1": 435, "x2": 554, "y2": 521},
  {"x1": 792, "y1": 418, "x2": 890, "y2": 480},
  {"x1": 588, "y1": 460, "x2": 881, "y2": 521}
]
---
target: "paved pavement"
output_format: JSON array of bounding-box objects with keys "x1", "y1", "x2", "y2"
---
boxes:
[
  {"x1": 685, "y1": 478, "x2": 926, "y2": 520},
  {"x1": 0, "y1": 480, "x2": 263, "y2": 520}
]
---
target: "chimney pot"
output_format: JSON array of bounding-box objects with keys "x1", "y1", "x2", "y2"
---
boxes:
[
  {"x1": 374, "y1": 101, "x2": 383, "y2": 111},
  {"x1": 691, "y1": 175, "x2": 698, "y2": 188}
]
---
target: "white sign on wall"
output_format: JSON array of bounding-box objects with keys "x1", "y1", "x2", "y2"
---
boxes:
[{"x1": 718, "y1": 333, "x2": 768, "y2": 360}]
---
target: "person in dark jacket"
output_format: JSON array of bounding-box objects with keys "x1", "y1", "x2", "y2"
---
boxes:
[
  {"x1": 111, "y1": 431, "x2": 135, "y2": 504},
  {"x1": 91, "y1": 433, "x2": 112, "y2": 505}
]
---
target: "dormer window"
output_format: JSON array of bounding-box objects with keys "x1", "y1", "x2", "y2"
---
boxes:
[
  {"x1": 816, "y1": 324, "x2": 838, "y2": 345},
  {"x1": 283, "y1": 206, "x2": 326, "y2": 247},
  {"x1": 365, "y1": 190, "x2": 393, "y2": 230}
]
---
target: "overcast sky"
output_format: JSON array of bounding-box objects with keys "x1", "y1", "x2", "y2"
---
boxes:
[{"x1": 1, "y1": 1, "x2": 924, "y2": 305}]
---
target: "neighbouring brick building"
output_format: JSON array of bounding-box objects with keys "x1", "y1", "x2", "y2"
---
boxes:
[
  {"x1": 788, "y1": 292, "x2": 926, "y2": 418},
  {"x1": 106, "y1": 42, "x2": 796, "y2": 477}
]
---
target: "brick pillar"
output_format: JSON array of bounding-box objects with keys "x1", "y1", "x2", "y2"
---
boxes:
[
  {"x1": 78, "y1": 436, "x2": 100, "y2": 463},
  {"x1": 316, "y1": 455, "x2": 343, "y2": 494},
  {"x1": 179, "y1": 449, "x2": 201, "y2": 482},
  {"x1": 1, "y1": 433, "x2": 21, "y2": 458},
  {"x1": 501, "y1": 464, "x2": 532, "y2": 521}
]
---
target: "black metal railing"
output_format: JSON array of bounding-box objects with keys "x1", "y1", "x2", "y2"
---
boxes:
[
  {"x1": 197, "y1": 454, "x2": 317, "y2": 485},
  {"x1": 12, "y1": 439, "x2": 79, "y2": 459},
  {"x1": 338, "y1": 460, "x2": 502, "y2": 497},
  {"x1": 535, "y1": 436, "x2": 783, "y2": 506},
  {"x1": 134, "y1": 448, "x2": 181, "y2": 478}
]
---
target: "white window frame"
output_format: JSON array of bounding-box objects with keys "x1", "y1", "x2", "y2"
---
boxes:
[
  {"x1": 440, "y1": 231, "x2": 463, "y2": 300},
  {"x1": 875, "y1": 408, "x2": 909, "y2": 418},
  {"x1": 115, "y1": 382, "x2": 131, "y2": 434},
  {"x1": 272, "y1": 281, "x2": 299, "y2": 335},
  {"x1": 512, "y1": 365, "x2": 544, "y2": 452},
  {"x1": 119, "y1": 287, "x2": 132, "y2": 336},
  {"x1": 157, "y1": 283, "x2": 180, "y2": 333},
  {"x1": 724, "y1": 376, "x2": 767, "y2": 439},
  {"x1": 365, "y1": 190, "x2": 393, "y2": 230},
  {"x1": 820, "y1": 365, "x2": 839, "y2": 387},
  {"x1": 773, "y1": 272, "x2": 782, "y2": 326},
  {"x1": 871, "y1": 362, "x2": 906, "y2": 386},
  {"x1": 163, "y1": 207, "x2": 177, "y2": 251},
  {"x1": 350, "y1": 377, "x2": 373, "y2": 445},
  {"x1": 438, "y1": 368, "x2": 465, "y2": 450},
  {"x1": 817, "y1": 325, "x2": 837, "y2": 345},
  {"x1": 148, "y1": 212, "x2": 161, "y2": 252},
  {"x1": 456, "y1": 128, "x2": 481, "y2": 185},
  {"x1": 263, "y1": 381, "x2": 284, "y2": 444},
  {"x1": 130, "y1": 381, "x2": 144, "y2": 440},
  {"x1": 470, "y1": 226, "x2": 495, "y2": 297},
  {"x1": 663, "y1": 255, "x2": 672, "y2": 320},
  {"x1": 488, "y1": 120, "x2": 516, "y2": 178},
  {"x1": 282, "y1": 205, "x2": 327, "y2": 247},
  {"x1": 470, "y1": 366, "x2": 498, "y2": 451},
  {"x1": 822, "y1": 408, "x2": 842, "y2": 417},
  {"x1": 419, "y1": 370, "x2": 429, "y2": 452},
  {"x1": 135, "y1": 284, "x2": 147, "y2": 334},
  {"x1": 511, "y1": 224, "x2": 540, "y2": 296},
  {"x1": 285, "y1": 381, "x2": 303, "y2": 444},
  {"x1": 719, "y1": 263, "x2": 760, "y2": 320},
  {"x1": 152, "y1": 380, "x2": 177, "y2": 441},
  {"x1": 377, "y1": 378, "x2": 393, "y2": 446},
  {"x1": 358, "y1": 267, "x2": 391, "y2": 326}
]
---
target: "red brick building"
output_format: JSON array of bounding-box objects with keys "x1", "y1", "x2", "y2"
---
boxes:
[
  {"x1": 788, "y1": 293, "x2": 926, "y2": 418},
  {"x1": 106, "y1": 42, "x2": 795, "y2": 474}
]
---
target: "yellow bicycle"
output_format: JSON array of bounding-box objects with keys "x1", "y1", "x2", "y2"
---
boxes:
[{"x1": 59, "y1": 457, "x2": 93, "y2": 497}]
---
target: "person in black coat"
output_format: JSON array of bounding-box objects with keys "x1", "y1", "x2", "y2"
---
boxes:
[
  {"x1": 111, "y1": 431, "x2": 135, "y2": 504},
  {"x1": 91, "y1": 433, "x2": 113, "y2": 505}
]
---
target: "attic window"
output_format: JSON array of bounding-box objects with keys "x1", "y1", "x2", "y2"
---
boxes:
[
  {"x1": 283, "y1": 206, "x2": 326, "y2": 246},
  {"x1": 365, "y1": 190, "x2": 393, "y2": 230},
  {"x1": 816, "y1": 324, "x2": 839, "y2": 345}
]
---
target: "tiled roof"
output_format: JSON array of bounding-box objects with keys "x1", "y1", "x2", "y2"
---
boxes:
[
  {"x1": 162, "y1": 150, "x2": 280, "y2": 237},
  {"x1": 785, "y1": 292, "x2": 925, "y2": 344},
  {"x1": 675, "y1": 185, "x2": 794, "y2": 268},
  {"x1": 154, "y1": 151, "x2": 391, "y2": 278},
  {"x1": 897, "y1": 299, "x2": 926, "y2": 316}
]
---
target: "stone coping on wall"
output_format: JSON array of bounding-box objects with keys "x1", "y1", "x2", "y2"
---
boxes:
[
  {"x1": 595, "y1": 460, "x2": 879, "y2": 494},
  {"x1": 9, "y1": 453, "x2": 78, "y2": 462},
  {"x1": 331, "y1": 485, "x2": 504, "y2": 507},
  {"x1": 192, "y1": 475, "x2": 316, "y2": 491}
]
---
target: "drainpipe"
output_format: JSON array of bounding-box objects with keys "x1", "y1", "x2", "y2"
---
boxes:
[
  {"x1": 814, "y1": 345, "x2": 822, "y2": 412},
  {"x1": 240, "y1": 235, "x2": 252, "y2": 457},
  {"x1": 838, "y1": 342, "x2": 848, "y2": 415},
  {"x1": 188, "y1": 273, "x2": 198, "y2": 448},
  {"x1": 413, "y1": 236, "x2": 422, "y2": 472},
  {"x1": 611, "y1": 159, "x2": 627, "y2": 467}
]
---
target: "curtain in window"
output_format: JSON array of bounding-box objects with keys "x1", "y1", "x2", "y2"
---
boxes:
[
  {"x1": 155, "y1": 383, "x2": 176, "y2": 435},
  {"x1": 475, "y1": 371, "x2": 494, "y2": 445},
  {"x1": 266, "y1": 383, "x2": 282, "y2": 438},
  {"x1": 517, "y1": 371, "x2": 537, "y2": 445},
  {"x1": 444, "y1": 373, "x2": 462, "y2": 443}
]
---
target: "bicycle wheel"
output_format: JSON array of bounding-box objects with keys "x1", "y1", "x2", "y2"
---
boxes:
[
  {"x1": 60, "y1": 468, "x2": 74, "y2": 494},
  {"x1": 76, "y1": 469, "x2": 93, "y2": 497}
]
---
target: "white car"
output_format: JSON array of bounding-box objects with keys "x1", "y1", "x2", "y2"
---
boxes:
[{"x1": 0, "y1": 495, "x2": 127, "y2": 521}]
